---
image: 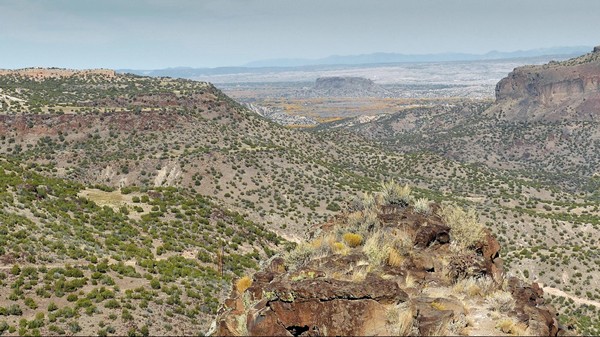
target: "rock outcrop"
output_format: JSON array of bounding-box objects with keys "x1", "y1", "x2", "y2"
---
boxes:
[
  {"x1": 213, "y1": 190, "x2": 568, "y2": 336},
  {"x1": 243, "y1": 103, "x2": 318, "y2": 126},
  {"x1": 489, "y1": 46, "x2": 600, "y2": 121}
]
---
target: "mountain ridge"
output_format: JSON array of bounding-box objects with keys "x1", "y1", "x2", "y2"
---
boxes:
[
  {"x1": 116, "y1": 46, "x2": 591, "y2": 80},
  {"x1": 243, "y1": 46, "x2": 591, "y2": 67}
]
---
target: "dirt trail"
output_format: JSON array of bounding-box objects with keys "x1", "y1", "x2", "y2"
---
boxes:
[{"x1": 542, "y1": 285, "x2": 600, "y2": 308}]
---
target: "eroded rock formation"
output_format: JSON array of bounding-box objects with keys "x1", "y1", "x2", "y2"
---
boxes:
[
  {"x1": 489, "y1": 46, "x2": 600, "y2": 121},
  {"x1": 213, "y1": 199, "x2": 568, "y2": 336}
]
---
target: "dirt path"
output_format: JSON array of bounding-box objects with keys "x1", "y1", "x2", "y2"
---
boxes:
[{"x1": 542, "y1": 285, "x2": 600, "y2": 308}]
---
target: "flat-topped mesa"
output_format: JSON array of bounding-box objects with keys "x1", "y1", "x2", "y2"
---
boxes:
[
  {"x1": 489, "y1": 46, "x2": 600, "y2": 121},
  {"x1": 0, "y1": 68, "x2": 116, "y2": 79},
  {"x1": 314, "y1": 76, "x2": 376, "y2": 89},
  {"x1": 301, "y1": 76, "x2": 392, "y2": 98}
]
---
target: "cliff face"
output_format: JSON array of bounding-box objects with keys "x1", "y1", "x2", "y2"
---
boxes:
[
  {"x1": 212, "y1": 185, "x2": 568, "y2": 336},
  {"x1": 490, "y1": 46, "x2": 600, "y2": 121}
]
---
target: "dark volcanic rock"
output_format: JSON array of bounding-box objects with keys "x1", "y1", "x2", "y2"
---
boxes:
[{"x1": 213, "y1": 204, "x2": 566, "y2": 336}]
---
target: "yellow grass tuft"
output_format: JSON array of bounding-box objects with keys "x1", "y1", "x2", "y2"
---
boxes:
[
  {"x1": 235, "y1": 276, "x2": 253, "y2": 294},
  {"x1": 430, "y1": 301, "x2": 447, "y2": 311},
  {"x1": 331, "y1": 241, "x2": 345, "y2": 251},
  {"x1": 330, "y1": 241, "x2": 348, "y2": 255},
  {"x1": 387, "y1": 248, "x2": 405, "y2": 267},
  {"x1": 310, "y1": 237, "x2": 324, "y2": 249},
  {"x1": 496, "y1": 317, "x2": 527, "y2": 335},
  {"x1": 343, "y1": 232, "x2": 363, "y2": 247}
]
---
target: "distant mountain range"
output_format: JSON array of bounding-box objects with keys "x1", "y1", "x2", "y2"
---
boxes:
[
  {"x1": 118, "y1": 46, "x2": 591, "y2": 79},
  {"x1": 242, "y1": 46, "x2": 592, "y2": 67}
]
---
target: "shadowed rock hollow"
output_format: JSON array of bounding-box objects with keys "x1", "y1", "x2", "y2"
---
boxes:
[{"x1": 212, "y1": 183, "x2": 570, "y2": 336}]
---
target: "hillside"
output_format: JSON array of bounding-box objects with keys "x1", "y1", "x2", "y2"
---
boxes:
[
  {"x1": 0, "y1": 156, "x2": 285, "y2": 335},
  {"x1": 320, "y1": 48, "x2": 600, "y2": 192},
  {"x1": 1, "y1": 68, "x2": 599, "y2": 334}
]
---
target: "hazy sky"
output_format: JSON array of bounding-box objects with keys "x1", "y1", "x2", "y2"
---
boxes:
[{"x1": 1, "y1": 0, "x2": 599, "y2": 69}]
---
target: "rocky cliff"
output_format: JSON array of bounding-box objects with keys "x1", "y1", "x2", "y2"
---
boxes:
[
  {"x1": 489, "y1": 46, "x2": 600, "y2": 121},
  {"x1": 212, "y1": 184, "x2": 569, "y2": 336}
]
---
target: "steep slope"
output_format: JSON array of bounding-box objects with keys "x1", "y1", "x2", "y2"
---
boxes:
[
  {"x1": 213, "y1": 183, "x2": 568, "y2": 336},
  {"x1": 0, "y1": 156, "x2": 286, "y2": 335}
]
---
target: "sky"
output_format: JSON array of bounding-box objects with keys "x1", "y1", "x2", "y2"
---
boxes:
[{"x1": 1, "y1": 0, "x2": 599, "y2": 69}]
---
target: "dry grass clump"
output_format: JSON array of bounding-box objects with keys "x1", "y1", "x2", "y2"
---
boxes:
[
  {"x1": 413, "y1": 197, "x2": 431, "y2": 215},
  {"x1": 284, "y1": 243, "x2": 315, "y2": 270},
  {"x1": 363, "y1": 229, "x2": 412, "y2": 267},
  {"x1": 348, "y1": 192, "x2": 377, "y2": 212},
  {"x1": 343, "y1": 232, "x2": 363, "y2": 247},
  {"x1": 387, "y1": 248, "x2": 405, "y2": 267},
  {"x1": 345, "y1": 209, "x2": 379, "y2": 235},
  {"x1": 351, "y1": 264, "x2": 372, "y2": 282},
  {"x1": 286, "y1": 232, "x2": 354, "y2": 270},
  {"x1": 496, "y1": 317, "x2": 527, "y2": 335},
  {"x1": 438, "y1": 205, "x2": 485, "y2": 250},
  {"x1": 363, "y1": 230, "x2": 391, "y2": 266},
  {"x1": 380, "y1": 181, "x2": 412, "y2": 206},
  {"x1": 235, "y1": 276, "x2": 253, "y2": 294},
  {"x1": 386, "y1": 302, "x2": 416, "y2": 336},
  {"x1": 486, "y1": 290, "x2": 516, "y2": 312},
  {"x1": 404, "y1": 273, "x2": 416, "y2": 288},
  {"x1": 452, "y1": 276, "x2": 496, "y2": 297},
  {"x1": 446, "y1": 314, "x2": 469, "y2": 335}
]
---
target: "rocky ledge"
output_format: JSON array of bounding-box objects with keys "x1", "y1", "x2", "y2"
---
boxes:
[{"x1": 212, "y1": 184, "x2": 571, "y2": 336}]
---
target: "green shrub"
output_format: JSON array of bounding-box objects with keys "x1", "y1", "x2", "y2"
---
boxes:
[
  {"x1": 150, "y1": 278, "x2": 160, "y2": 290},
  {"x1": 6, "y1": 305, "x2": 22, "y2": 316},
  {"x1": 24, "y1": 298, "x2": 37, "y2": 310}
]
